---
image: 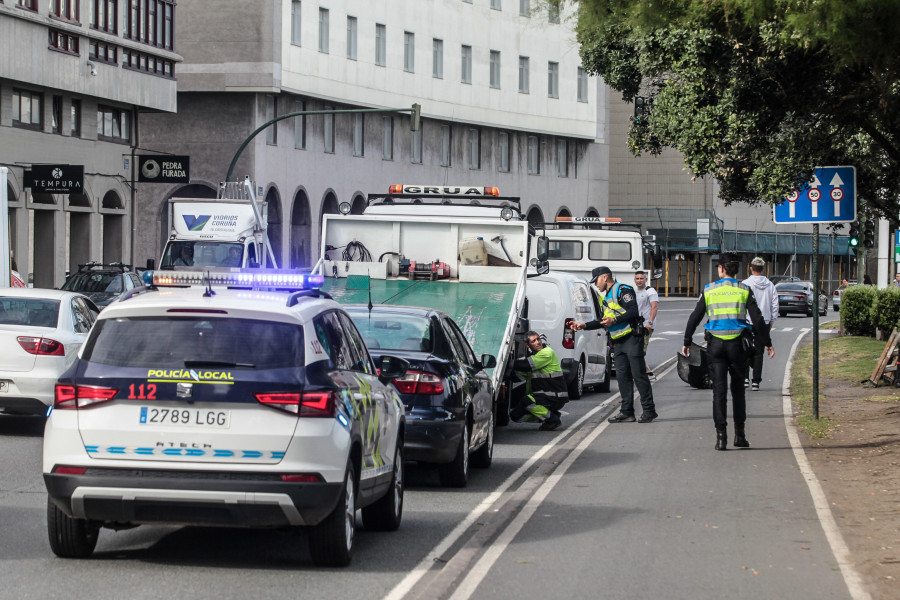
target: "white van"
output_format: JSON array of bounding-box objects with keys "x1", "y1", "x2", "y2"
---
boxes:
[{"x1": 525, "y1": 270, "x2": 611, "y2": 398}]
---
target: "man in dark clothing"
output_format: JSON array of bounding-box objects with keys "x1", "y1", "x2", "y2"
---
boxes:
[
  {"x1": 510, "y1": 331, "x2": 568, "y2": 431},
  {"x1": 682, "y1": 259, "x2": 775, "y2": 450},
  {"x1": 573, "y1": 266, "x2": 657, "y2": 423}
]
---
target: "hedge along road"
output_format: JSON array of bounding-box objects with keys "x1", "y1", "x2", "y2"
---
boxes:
[{"x1": 386, "y1": 307, "x2": 868, "y2": 600}]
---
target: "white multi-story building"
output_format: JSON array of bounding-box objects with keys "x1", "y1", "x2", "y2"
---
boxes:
[{"x1": 135, "y1": 0, "x2": 608, "y2": 269}]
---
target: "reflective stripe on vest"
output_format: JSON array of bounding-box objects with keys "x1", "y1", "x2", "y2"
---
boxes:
[
  {"x1": 703, "y1": 279, "x2": 750, "y2": 340},
  {"x1": 603, "y1": 282, "x2": 633, "y2": 340}
]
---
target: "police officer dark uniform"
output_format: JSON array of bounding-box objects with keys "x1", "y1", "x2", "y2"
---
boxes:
[
  {"x1": 573, "y1": 266, "x2": 657, "y2": 423},
  {"x1": 510, "y1": 331, "x2": 568, "y2": 431},
  {"x1": 682, "y1": 258, "x2": 775, "y2": 450}
]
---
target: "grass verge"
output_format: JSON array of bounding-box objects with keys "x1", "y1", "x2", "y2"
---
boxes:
[{"x1": 790, "y1": 335, "x2": 885, "y2": 438}]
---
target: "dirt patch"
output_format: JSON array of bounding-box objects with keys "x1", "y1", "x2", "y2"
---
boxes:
[{"x1": 799, "y1": 373, "x2": 900, "y2": 599}]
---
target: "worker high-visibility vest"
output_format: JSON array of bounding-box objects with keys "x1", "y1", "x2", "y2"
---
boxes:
[
  {"x1": 603, "y1": 282, "x2": 633, "y2": 340},
  {"x1": 703, "y1": 278, "x2": 751, "y2": 340}
]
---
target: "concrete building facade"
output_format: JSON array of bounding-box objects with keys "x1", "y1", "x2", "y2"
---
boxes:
[
  {"x1": 134, "y1": 0, "x2": 609, "y2": 269},
  {"x1": 0, "y1": 0, "x2": 179, "y2": 288}
]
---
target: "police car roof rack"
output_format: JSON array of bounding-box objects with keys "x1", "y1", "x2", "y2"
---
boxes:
[{"x1": 286, "y1": 289, "x2": 333, "y2": 306}]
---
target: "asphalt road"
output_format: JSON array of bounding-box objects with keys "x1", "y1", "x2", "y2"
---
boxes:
[{"x1": 0, "y1": 300, "x2": 855, "y2": 600}]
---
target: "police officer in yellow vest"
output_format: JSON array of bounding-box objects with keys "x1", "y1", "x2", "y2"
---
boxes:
[
  {"x1": 573, "y1": 266, "x2": 657, "y2": 423},
  {"x1": 682, "y1": 258, "x2": 775, "y2": 450}
]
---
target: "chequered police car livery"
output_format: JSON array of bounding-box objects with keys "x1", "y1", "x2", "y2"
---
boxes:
[{"x1": 43, "y1": 270, "x2": 407, "y2": 567}]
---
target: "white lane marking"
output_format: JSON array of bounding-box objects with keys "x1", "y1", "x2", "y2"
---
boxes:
[
  {"x1": 447, "y1": 360, "x2": 680, "y2": 600},
  {"x1": 801, "y1": 327, "x2": 811, "y2": 333},
  {"x1": 779, "y1": 327, "x2": 795, "y2": 331},
  {"x1": 782, "y1": 332, "x2": 872, "y2": 600},
  {"x1": 660, "y1": 330, "x2": 682, "y2": 335},
  {"x1": 382, "y1": 355, "x2": 674, "y2": 600}
]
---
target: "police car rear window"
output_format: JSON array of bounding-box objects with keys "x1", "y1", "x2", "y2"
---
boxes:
[{"x1": 82, "y1": 316, "x2": 304, "y2": 369}]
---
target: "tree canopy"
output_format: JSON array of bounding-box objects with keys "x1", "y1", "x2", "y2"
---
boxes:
[{"x1": 572, "y1": 0, "x2": 900, "y2": 220}]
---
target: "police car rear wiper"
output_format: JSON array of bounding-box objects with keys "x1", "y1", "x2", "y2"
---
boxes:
[{"x1": 184, "y1": 359, "x2": 257, "y2": 368}]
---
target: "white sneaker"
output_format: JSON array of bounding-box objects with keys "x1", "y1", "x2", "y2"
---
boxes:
[{"x1": 744, "y1": 378, "x2": 750, "y2": 388}]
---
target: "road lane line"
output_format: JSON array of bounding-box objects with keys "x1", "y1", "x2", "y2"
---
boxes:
[
  {"x1": 782, "y1": 332, "x2": 872, "y2": 600},
  {"x1": 445, "y1": 359, "x2": 680, "y2": 600},
  {"x1": 383, "y1": 358, "x2": 676, "y2": 600}
]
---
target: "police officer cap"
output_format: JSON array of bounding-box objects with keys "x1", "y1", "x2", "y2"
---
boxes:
[{"x1": 590, "y1": 266, "x2": 613, "y2": 280}]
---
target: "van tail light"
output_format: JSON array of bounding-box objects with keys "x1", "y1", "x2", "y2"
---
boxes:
[
  {"x1": 392, "y1": 370, "x2": 444, "y2": 395},
  {"x1": 18, "y1": 336, "x2": 65, "y2": 356},
  {"x1": 54, "y1": 384, "x2": 119, "y2": 409},
  {"x1": 563, "y1": 318, "x2": 576, "y2": 349},
  {"x1": 255, "y1": 391, "x2": 335, "y2": 417}
]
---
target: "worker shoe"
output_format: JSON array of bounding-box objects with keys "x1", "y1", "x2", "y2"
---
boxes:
[
  {"x1": 638, "y1": 411, "x2": 658, "y2": 423},
  {"x1": 539, "y1": 416, "x2": 562, "y2": 431},
  {"x1": 608, "y1": 413, "x2": 636, "y2": 423}
]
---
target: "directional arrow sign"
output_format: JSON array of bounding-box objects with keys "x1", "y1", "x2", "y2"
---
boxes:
[{"x1": 773, "y1": 166, "x2": 856, "y2": 224}]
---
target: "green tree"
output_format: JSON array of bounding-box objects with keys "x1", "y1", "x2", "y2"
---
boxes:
[{"x1": 573, "y1": 0, "x2": 900, "y2": 218}]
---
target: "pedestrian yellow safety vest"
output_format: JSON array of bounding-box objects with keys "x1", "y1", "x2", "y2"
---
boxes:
[
  {"x1": 703, "y1": 278, "x2": 751, "y2": 340},
  {"x1": 603, "y1": 282, "x2": 633, "y2": 340}
]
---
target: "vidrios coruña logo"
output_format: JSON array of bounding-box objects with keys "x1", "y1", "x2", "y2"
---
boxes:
[{"x1": 183, "y1": 215, "x2": 211, "y2": 231}]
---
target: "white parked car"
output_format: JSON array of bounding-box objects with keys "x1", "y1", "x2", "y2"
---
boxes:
[
  {"x1": 0, "y1": 288, "x2": 99, "y2": 415},
  {"x1": 43, "y1": 269, "x2": 408, "y2": 567},
  {"x1": 524, "y1": 271, "x2": 611, "y2": 398}
]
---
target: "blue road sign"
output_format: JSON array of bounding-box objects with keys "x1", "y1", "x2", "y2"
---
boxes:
[{"x1": 773, "y1": 166, "x2": 856, "y2": 224}]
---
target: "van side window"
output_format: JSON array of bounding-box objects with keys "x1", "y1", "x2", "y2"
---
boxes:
[
  {"x1": 548, "y1": 240, "x2": 582, "y2": 260},
  {"x1": 588, "y1": 241, "x2": 632, "y2": 261}
]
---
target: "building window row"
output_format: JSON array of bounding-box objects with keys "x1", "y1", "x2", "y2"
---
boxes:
[
  {"x1": 90, "y1": 39, "x2": 119, "y2": 64},
  {"x1": 49, "y1": 29, "x2": 80, "y2": 54},
  {"x1": 125, "y1": 0, "x2": 175, "y2": 51},
  {"x1": 50, "y1": 0, "x2": 79, "y2": 22},
  {"x1": 91, "y1": 0, "x2": 118, "y2": 33},
  {"x1": 97, "y1": 104, "x2": 132, "y2": 142},
  {"x1": 122, "y1": 47, "x2": 174, "y2": 77}
]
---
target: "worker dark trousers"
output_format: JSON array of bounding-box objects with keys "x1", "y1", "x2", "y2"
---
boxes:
[
  {"x1": 750, "y1": 323, "x2": 772, "y2": 384},
  {"x1": 613, "y1": 334, "x2": 655, "y2": 415},
  {"x1": 706, "y1": 335, "x2": 748, "y2": 430}
]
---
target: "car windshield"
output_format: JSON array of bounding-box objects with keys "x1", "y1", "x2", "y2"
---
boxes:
[
  {"x1": 777, "y1": 284, "x2": 808, "y2": 292},
  {"x1": 346, "y1": 311, "x2": 433, "y2": 352},
  {"x1": 0, "y1": 298, "x2": 60, "y2": 327},
  {"x1": 61, "y1": 272, "x2": 121, "y2": 294},
  {"x1": 82, "y1": 316, "x2": 304, "y2": 369},
  {"x1": 160, "y1": 241, "x2": 244, "y2": 269}
]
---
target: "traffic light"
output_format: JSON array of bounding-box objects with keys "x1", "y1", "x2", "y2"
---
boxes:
[
  {"x1": 864, "y1": 218, "x2": 876, "y2": 248},
  {"x1": 848, "y1": 221, "x2": 860, "y2": 247},
  {"x1": 634, "y1": 97, "x2": 649, "y2": 124}
]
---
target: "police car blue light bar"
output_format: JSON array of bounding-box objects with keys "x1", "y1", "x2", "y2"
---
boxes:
[{"x1": 152, "y1": 269, "x2": 324, "y2": 290}]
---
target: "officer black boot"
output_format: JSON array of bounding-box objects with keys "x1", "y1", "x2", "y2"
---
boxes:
[
  {"x1": 733, "y1": 428, "x2": 750, "y2": 448},
  {"x1": 715, "y1": 429, "x2": 727, "y2": 451}
]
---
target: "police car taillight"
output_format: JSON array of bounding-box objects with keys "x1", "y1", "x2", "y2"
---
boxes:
[
  {"x1": 153, "y1": 269, "x2": 324, "y2": 290},
  {"x1": 54, "y1": 384, "x2": 119, "y2": 409},
  {"x1": 281, "y1": 473, "x2": 323, "y2": 483},
  {"x1": 255, "y1": 391, "x2": 335, "y2": 417}
]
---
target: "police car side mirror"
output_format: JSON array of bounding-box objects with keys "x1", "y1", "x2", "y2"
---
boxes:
[
  {"x1": 378, "y1": 355, "x2": 410, "y2": 383},
  {"x1": 478, "y1": 354, "x2": 497, "y2": 370},
  {"x1": 535, "y1": 235, "x2": 550, "y2": 262}
]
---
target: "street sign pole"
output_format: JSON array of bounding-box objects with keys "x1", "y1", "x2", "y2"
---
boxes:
[{"x1": 812, "y1": 225, "x2": 819, "y2": 420}]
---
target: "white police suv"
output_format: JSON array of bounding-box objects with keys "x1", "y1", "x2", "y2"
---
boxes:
[{"x1": 43, "y1": 269, "x2": 408, "y2": 567}]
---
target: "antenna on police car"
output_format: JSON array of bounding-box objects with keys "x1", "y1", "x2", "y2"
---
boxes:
[
  {"x1": 367, "y1": 269, "x2": 373, "y2": 313},
  {"x1": 203, "y1": 271, "x2": 216, "y2": 297}
]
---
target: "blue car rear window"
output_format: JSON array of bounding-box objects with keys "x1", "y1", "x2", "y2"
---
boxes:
[
  {"x1": 347, "y1": 311, "x2": 433, "y2": 352},
  {"x1": 82, "y1": 316, "x2": 304, "y2": 369}
]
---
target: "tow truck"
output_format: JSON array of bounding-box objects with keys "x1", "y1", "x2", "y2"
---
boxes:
[{"x1": 313, "y1": 184, "x2": 549, "y2": 426}]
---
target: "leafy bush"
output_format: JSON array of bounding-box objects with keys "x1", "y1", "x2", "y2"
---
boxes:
[
  {"x1": 871, "y1": 287, "x2": 900, "y2": 336},
  {"x1": 840, "y1": 285, "x2": 876, "y2": 336}
]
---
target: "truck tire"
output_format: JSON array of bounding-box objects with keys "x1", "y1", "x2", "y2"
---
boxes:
[
  {"x1": 361, "y1": 445, "x2": 403, "y2": 531},
  {"x1": 495, "y1": 385, "x2": 510, "y2": 427},
  {"x1": 567, "y1": 360, "x2": 585, "y2": 399},
  {"x1": 309, "y1": 461, "x2": 356, "y2": 567},
  {"x1": 47, "y1": 497, "x2": 100, "y2": 559},
  {"x1": 439, "y1": 424, "x2": 469, "y2": 488},
  {"x1": 470, "y1": 412, "x2": 494, "y2": 468}
]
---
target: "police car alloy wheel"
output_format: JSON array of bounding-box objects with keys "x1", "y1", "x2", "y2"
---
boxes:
[{"x1": 361, "y1": 443, "x2": 404, "y2": 531}]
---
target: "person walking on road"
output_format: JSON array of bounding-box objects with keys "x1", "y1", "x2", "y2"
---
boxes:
[
  {"x1": 573, "y1": 266, "x2": 657, "y2": 423},
  {"x1": 742, "y1": 257, "x2": 778, "y2": 391},
  {"x1": 682, "y1": 258, "x2": 774, "y2": 450},
  {"x1": 510, "y1": 331, "x2": 568, "y2": 431},
  {"x1": 634, "y1": 270, "x2": 659, "y2": 382}
]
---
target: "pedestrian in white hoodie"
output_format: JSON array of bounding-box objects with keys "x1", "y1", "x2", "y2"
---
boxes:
[{"x1": 742, "y1": 257, "x2": 778, "y2": 390}]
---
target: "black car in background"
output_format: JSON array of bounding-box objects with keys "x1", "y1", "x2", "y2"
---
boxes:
[
  {"x1": 346, "y1": 305, "x2": 495, "y2": 488},
  {"x1": 60, "y1": 263, "x2": 142, "y2": 308},
  {"x1": 776, "y1": 281, "x2": 828, "y2": 317}
]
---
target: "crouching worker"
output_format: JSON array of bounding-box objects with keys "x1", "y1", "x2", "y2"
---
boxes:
[{"x1": 510, "y1": 331, "x2": 569, "y2": 431}]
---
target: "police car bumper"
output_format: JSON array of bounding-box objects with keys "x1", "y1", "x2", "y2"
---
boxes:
[{"x1": 44, "y1": 469, "x2": 343, "y2": 528}]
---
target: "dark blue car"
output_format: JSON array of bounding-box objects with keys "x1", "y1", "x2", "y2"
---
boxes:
[{"x1": 346, "y1": 305, "x2": 495, "y2": 488}]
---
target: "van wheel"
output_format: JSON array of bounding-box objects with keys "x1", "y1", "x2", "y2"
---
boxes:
[
  {"x1": 596, "y1": 351, "x2": 612, "y2": 393},
  {"x1": 439, "y1": 424, "x2": 469, "y2": 488},
  {"x1": 308, "y1": 461, "x2": 356, "y2": 567},
  {"x1": 47, "y1": 497, "x2": 100, "y2": 558},
  {"x1": 568, "y1": 360, "x2": 584, "y2": 399}
]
